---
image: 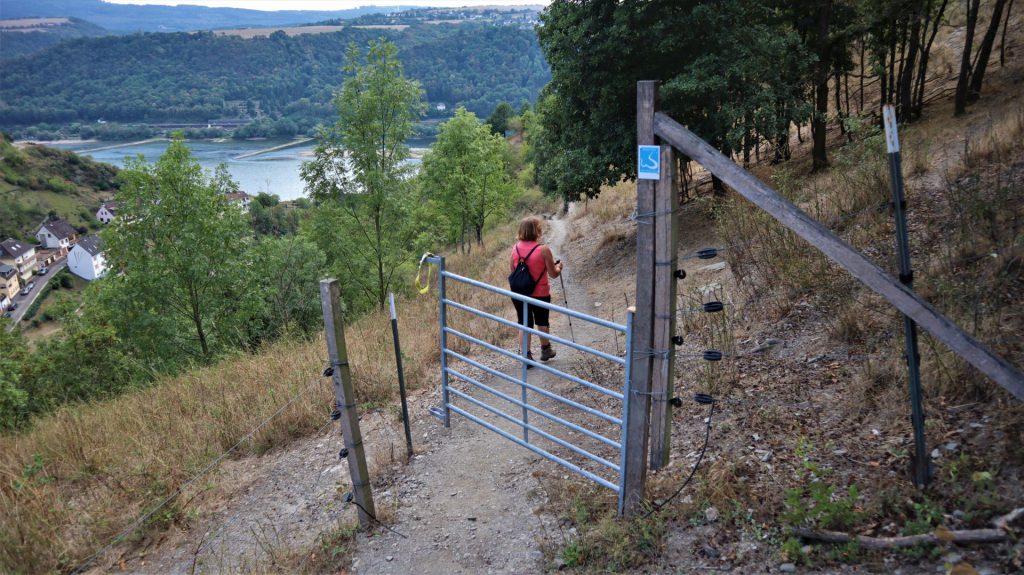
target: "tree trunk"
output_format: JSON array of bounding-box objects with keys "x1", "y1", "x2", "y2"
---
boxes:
[
  {"x1": 812, "y1": 0, "x2": 832, "y2": 172},
  {"x1": 859, "y1": 38, "x2": 866, "y2": 112},
  {"x1": 834, "y1": 67, "x2": 846, "y2": 134},
  {"x1": 914, "y1": 0, "x2": 949, "y2": 118},
  {"x1": 190, "y1": 284, "x2": 209, "y2": 356},
  {"x1": 1001, "y1": 0, "x2": 1015, "y2": 66},
  {"x1": 899, "y1": 0, "x2": 924, "y2": 120},
  {"x1": 375, "y1": 209, "x2": 385, "y2": 310},
  {"x1": 955, "y1": 0, "x2": 981, "y2": 115},
  {"x1": 711, "y1": 175, "x2": 726, "y2": 197},
  {"x1": 887, "y1": 26, "x2": 898, "y2": 104},
  {"x1": 968, "y1": 0, "x2": 1009, "y2": 102}
]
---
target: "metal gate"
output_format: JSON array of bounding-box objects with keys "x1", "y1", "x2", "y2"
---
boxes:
[{"x1": 423, "y1": 255, "x2": 635, "y2": 514}]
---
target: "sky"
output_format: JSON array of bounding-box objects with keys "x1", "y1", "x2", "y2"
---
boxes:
[{"x1": 104, "y1": 0, "x2": 547, "y2": 9}]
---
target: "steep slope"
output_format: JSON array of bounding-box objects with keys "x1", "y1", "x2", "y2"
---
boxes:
[{"x1": 0, "y1": 134, "x2": 116, "y2": 240}]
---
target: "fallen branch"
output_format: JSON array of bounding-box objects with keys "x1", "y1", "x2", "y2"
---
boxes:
[
  {"x1": 793, "y1": 527, "x2": 1006, "y2": 550},
  {"x1": 993, "y1": 507, "x2": 1024, "y2": 531}
]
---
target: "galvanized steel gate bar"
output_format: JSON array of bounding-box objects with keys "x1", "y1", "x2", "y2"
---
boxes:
[{"x1": 424, "y1": 255, "x2": 636, "y2": 514}]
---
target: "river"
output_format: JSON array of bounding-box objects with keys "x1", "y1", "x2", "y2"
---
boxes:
[{"x1": 54, "y1": 138, "x2": 433, "y2": 201}]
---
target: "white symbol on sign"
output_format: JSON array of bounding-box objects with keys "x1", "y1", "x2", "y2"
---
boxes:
[
  {"x1": 638, "y1": 146, "x2": 661, "y2": 180},
  {"x1": 639, "y1": 148, "x2": 659, "y2": 170}
]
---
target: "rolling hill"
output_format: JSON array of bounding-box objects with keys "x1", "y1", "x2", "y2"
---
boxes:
[{"x1": 0, "y1": 17, "x2": 109, "y2": 60}]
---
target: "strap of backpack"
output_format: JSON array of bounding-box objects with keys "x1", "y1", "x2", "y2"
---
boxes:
[{"x1": 517, "y1": 244, "x2": 540, "y2": 264}]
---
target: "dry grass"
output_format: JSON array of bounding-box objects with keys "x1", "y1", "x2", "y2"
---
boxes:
[
  {"x1": 960, "y1": 104, "x2": 1024, "y2": 175},
  {"x1": 0, "y1": 220, "x2": 525, "y2": 574},
  {"x1": 571, "y1": 180, "x2": 636, "y2": 225}
]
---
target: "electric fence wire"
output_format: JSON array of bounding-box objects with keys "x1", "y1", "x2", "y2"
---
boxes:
[
  {"x1": 70, "y1": 371, "x2": 331, "y2": 574},
  {"x1": 346, "y1": 495, "x2": 408, "y2": 539},
  {"x1": 643, "y1": 395, "x2": 716, "y2": 519}
]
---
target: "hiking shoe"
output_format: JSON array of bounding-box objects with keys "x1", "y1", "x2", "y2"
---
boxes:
[{"x1": 540, "y1": 345, "x2": 556, "y2": 361}]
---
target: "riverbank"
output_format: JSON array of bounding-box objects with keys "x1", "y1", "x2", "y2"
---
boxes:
[
  {"x1": 13, "y1": 138, "x2": 98, "y2": 147},
  {"x1": 74, "y1": 138, "x2": 169, "y2": 154}
]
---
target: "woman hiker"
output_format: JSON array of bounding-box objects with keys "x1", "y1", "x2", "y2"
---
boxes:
[{"x1": 509, "y1": 216, "x2": 563, "y2": 364}]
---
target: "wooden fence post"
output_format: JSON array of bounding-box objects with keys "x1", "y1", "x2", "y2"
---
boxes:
[
  {"x1": 649, "y1": 144, "x2": 679, "y2": 470},
  {"x1": 320, "y1": 279, "x2": 375, "y2": 528},
  {"x1": 622, "y1": 80, "x2": 658, "y2": 516}
]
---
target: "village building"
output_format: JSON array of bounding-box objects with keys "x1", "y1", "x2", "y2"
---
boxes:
[
  {"x1": 225, "y1": 191, "x2": 252, "y2": 210},
  {"x1": 0, "y1": 263, "x2": 19, "y2": 311},
  {"x1": 0, "y1": 239, "x2": 38, "y2": 281},
  {"x1": 35, "y1": 217, "x2": 79, "y2": 256},
  {"x1": 97, "y1": 202, "x2": 118, "y2": 224},
  {"x1": 68, "y1": 235, "x2": 106, "y2": 281}
]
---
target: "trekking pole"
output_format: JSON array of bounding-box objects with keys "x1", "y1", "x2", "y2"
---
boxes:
[{"x1": 556, "y1": 261, "x2": 576, "y2": 343}]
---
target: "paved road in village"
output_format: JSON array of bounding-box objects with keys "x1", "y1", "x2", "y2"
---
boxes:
[{"x1": 6, "y1": 258, "x2": 68, "y2": 329}]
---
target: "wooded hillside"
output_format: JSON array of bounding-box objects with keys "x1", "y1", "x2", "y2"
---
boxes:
[{"x1": 0, "y1": 24, "x2": 550, "y2": 133}]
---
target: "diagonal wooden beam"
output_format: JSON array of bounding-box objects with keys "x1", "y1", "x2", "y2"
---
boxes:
[{"x1": 653, "y1": 112, "x2": 1024, "y2": 401}]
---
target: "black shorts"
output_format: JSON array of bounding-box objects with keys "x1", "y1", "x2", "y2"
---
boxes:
[{"x1": 512, "y1": 295, "x2": 551, "y2": 328}]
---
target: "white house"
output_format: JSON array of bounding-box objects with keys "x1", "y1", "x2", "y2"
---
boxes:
[
  {"x1": 225, "y1": 191, "x2": 251, "y2": 210},
  {"x1": 0, "y1": 239, "x2": 38, "y2": 281},
  {"x1": 68, "y1": 235, "x2": 106, "y2": 281},
  {"x1": 35, "y1": 217, "x2": 78, "y2": 255},
  {"x1": 96, "y1": 202, "x2": 118, "y2": 224}
]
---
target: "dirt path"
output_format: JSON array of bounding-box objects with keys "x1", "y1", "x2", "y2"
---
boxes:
[
  {"x1": 114, "y1": 215, "x2": 617, "y2": 574},
  {"x1": 352, "y1": 215, "x2": 618, "y2": 575}
]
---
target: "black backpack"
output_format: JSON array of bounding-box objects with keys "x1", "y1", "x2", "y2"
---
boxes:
[{"x1": 508, "y1": 244, "x2": 541, "y2": 296}]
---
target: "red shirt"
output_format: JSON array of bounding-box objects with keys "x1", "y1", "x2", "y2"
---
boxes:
[{"x1": 510, "y1": 240, "x2": 549, "y2": 297}]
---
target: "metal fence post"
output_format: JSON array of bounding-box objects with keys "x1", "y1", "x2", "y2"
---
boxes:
[
  {"x1": 883, "y1": 105, "x2": 930, "y2": 487},
  {"x1": 619, "y1": 308, "x2": 635, "y2": 517},
  {"x1": 521, "y1": 298, "x2": 530, "y2": 443},
  {"x1": 320, "y1": 278, "x2": 375, "y2": 528},
  {"x1": 438, "y1": 256, "x2": 451, "y2": 428},
  {"x1": 389, "y1": 292, "x2": 414, "y2": 459}
]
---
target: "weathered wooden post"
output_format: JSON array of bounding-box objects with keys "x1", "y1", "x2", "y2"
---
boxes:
[
  {"x1": 649, "y1": 144, "x2": 679, "y2": 470},
  {"x1": 320, "y1": 279, "x2": 376, "y2": 528},
  {"x1": 622, "y1": 80, "x2": 658, "y2": 515}
]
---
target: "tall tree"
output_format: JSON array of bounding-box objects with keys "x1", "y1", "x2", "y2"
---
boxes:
[
  {"x1": 535, "y1": 0, "x2": 813, "y2": 199},
  {"x1": 100, "y1": 139, "x2": 259, "y2": 363},
  {"x1": 486, "y1": 101, "x2": 515, "y2": 136},
  {"x1": 967, "y1": 0, "x2": 1010, "y2": 103},
  {"x1": 301, "y1": 39, "x2": 425, "y2": 310},
  {"x1": 954, "y1": 0, "x2": 982, "y2": 115},
  {"x1": 422, "y1": 107, "x2": 516, "y2": 251}
]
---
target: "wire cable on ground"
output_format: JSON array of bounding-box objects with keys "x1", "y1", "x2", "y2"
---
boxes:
[
  {"x1": 643, "y1": 394, "x2": 716, "y2": 520},
  {"x1": 71, "y1": 374, "x2": 327, "y2": 574},
  {"x1": 345, "y1": 494, "x2": 408, "y2": 539}
]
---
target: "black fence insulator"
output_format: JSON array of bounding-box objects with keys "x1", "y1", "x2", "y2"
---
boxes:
[
  {"x1": 672, "y1": 335, "x2": 684, "y2": 346},
  {"x1": 339, "y1": 447, "x2": 349, "y2": 459},
  {"x1": 702, "y1": 350, "x2": 724, "y2": 362},
  {"x1": 694, "y1": 393, "x2": 715, "y2": 404},
  {"x1": 703, "y1": 301, "x2": 724, "y2": 313},
  {"x1": 330, "y1": 409, "x2": 342, "y2": 421},
  {"x1": 696, "y1": 248, "x2": 718, "y2": 260},
  {"x1": 669, "y1": 397, "x2": 683, "y2": 408},
  {"x1": 323, "y1": 366, "x2": 335, "y2": 377},
  {"x1": 675, "y1": 268, "x2": 687, "y2": 279}
]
